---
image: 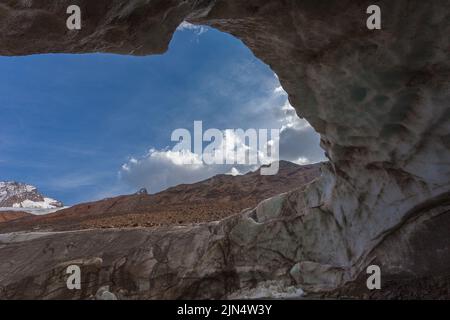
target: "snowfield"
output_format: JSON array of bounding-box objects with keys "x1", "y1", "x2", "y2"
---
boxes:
[{"x1": 12, "y1": 197, "x2": 62, "y2": 209}]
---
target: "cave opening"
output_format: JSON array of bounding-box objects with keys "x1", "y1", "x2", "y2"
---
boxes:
[{"x1": 0, "y1": 22, "x2": 325, "y2": 209}]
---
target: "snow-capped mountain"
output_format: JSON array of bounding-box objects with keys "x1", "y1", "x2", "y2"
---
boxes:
[{"x1": 0, "y1": 181, "x2": 63, "y2": 209}]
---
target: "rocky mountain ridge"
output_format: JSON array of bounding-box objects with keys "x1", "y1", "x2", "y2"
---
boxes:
[
  {"x1": 0, "y1": 161, "x2": 321, "y2": 232},
  {"x1": 0, "y1": 181, "x2": 63, "y2": 209}
]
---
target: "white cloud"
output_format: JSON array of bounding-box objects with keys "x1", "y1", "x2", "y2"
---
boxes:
[
  {"x1": 272, "y1": 86, "x2": 325, "y2": 165},
  {"x1": 119, "y1": 75, "x2": 326, "y2": 194},
  {"x1": 119, "y1": 150, "x2": 243, "y2": 194},
  {"x1": 119, "y1": 134, "x2": 264, "y2": 193}
]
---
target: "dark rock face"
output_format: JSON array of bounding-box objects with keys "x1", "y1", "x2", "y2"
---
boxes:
[{"x1": 0, "y1": 0, "x2": 448, "y2": 299}]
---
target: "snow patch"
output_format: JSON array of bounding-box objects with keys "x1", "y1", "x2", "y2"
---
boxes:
[
  {"x1": 12, "y1": 197, "x2": 61, "y2": 209},
  {"x1": 0, "y1": 207, "x2": 68, "y2": 215}
]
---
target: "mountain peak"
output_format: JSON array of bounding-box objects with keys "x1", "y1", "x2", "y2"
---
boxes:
[{"x1": 0, "y1": 181, "x2": 63, "y2": 209}]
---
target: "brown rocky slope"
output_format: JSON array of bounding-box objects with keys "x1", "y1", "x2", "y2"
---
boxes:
[
  {"x1": 0, "y1": 211, "x2": 31, "y2": 224},
  {"x1": 0, "y1": 161, "x2": 321, "y2": 233}
]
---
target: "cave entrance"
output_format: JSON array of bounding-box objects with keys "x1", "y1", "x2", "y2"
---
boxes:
[{"x1": 0, "y1": 23, "x2": 324, "y2": 213}]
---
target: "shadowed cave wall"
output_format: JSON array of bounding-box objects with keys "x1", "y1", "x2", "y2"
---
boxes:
[{"x1": 0, "y1": 0, "x2": 448, "y2": 299}]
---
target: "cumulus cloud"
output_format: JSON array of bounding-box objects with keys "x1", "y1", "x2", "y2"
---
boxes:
[
  {"x1": 120, "y1": 148, "x2": 260, "y2": 194},
  {"x1": 119, "y1": 75, "x2": 326, "y2": 194},
  {"x1": 276, "y1": 97, "x2": 325, "y2": 165},
  {"x1": 120, "y1": 150, "x2": 213, "y2": 194},
  {"x1": 119, "y1": 126, "x2": 279, "y2": 193}
]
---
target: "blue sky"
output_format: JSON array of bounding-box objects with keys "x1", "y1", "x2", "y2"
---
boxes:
[{"x1": 0, "y1": 24, "x2": 325, "y2": 205}]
